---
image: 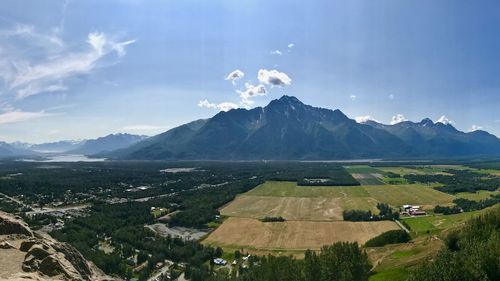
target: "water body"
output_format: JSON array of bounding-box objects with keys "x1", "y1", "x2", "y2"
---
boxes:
[{"x1": 21, "y1": 154, "x2": 106, "y2": 163}]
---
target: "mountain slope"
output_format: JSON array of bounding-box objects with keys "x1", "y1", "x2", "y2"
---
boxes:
[
  {"x1": 70, "y1": 133, "x2": 148, "y2": 155},
  {"x1": 0, "y1": 141, "x2": 35, "y2": 158},
  {"x1": 109, "y1": 96, "x2": 500, "y2": 160},
  {"x1": 363, "y1": 119, "x2": 500, "y2": 157},
  {"x1": 29, "y1": 140, "x2": 85, "y2": 153}
]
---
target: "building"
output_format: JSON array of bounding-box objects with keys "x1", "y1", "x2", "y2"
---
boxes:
[{"x1": 213, "y1": 258, "x2": 227, "y2": 265}]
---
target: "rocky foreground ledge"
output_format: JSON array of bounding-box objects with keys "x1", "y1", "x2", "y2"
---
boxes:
[{"x1": 0, "y1": 211, "x2": 115, "y2": 281}]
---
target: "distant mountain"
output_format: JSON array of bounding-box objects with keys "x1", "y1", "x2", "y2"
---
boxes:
[
  {"x1": 108, "y1": 95, "x2": 500, "y2": 160},
  {"x1": 362, "y1": 119, "x2": 500, "y2": 157},
  {"x1": 0, "y1": 141, "x2": 35, "y2": 158},
  {"x1": 70, "y1": 133, "x2": 148, "y2": 155},
  {"x1": 29, "y1": 140, "x2": 85, "y2": 153}
]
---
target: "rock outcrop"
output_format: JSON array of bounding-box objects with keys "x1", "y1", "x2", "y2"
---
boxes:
[{"x1": 0, "y1": 211, "x2": 115, "y2": 280}]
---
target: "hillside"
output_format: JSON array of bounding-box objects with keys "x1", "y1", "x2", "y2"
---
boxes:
[
  {"x1": 109, "y1": 96, "x2": 500, "y2": 160},
  {"x1": 0, "y1": 142, "x2": 35, "y2": 158}
]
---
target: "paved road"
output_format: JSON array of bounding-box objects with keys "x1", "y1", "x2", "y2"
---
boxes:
[{"x1": 0, "y1": 192, "x2": 29, "y2": 209}]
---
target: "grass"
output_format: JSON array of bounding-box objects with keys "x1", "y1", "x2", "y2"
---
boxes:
[
  {"x1": 220, "y1": 195, "x2": 378, "y2": 221},
  {"x1": 245, "y1": 181, "x2": 455, "y2": 209},
  {"x1": 245, "y1": 181, "x2": 370, "y2": 198},
  {"x1": 455, "y1": 190, "x2": 500, "y2": 201},
  {"x1": 382, "y1": 177, "x2": 408, "y2": 185},
  {"x1": 402, "y1": 209, "x2": 485, "y2": 235},
  {"x1": 369, "y1": 268, "x2": 409, "y2": 281},
  {"x1": 365, "y1": 184, "x2": 455, "y2": 209}
]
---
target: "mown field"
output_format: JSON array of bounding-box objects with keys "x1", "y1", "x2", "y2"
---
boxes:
[
  {"x1": 204, "y1": 217, "x2": 399, "y2": 252},
  {"x1": 220, "y1": 195, "x2": 378, "y2": 221},
  {"x1": 401, "y1": 209, "x2": 485, "y2": 235},
  {"x1": 244, "y1": 181, "x2": 454, "y2": 209}
]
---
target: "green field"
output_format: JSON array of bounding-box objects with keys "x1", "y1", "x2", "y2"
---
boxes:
[
  {"x1": 365, "y1": 184, "x2": 455, "y2": 208},
  {"x1": 455, "y1": 190, "x2": 500, "y2": 201},
  {"x1": 246, "y1": 181, "x2": 455, "y2": 209},
  {"x1": 378, "y1": 166, "x2": 453, "y2": 176},
  {"x1": 245, "y1": 181, "x2": 370, "y2": 198},
  {"x1": 402, "y1": 210, "x2": 485, "y2": 235},
  {"x1": 369, "y1": 268, "x2": 409, "y2": 281}
]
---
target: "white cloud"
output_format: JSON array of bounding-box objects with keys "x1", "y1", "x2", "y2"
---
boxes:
[
  {"x1": 237, "y1": 83, "x2": 266, "y2": 108},
  {"x1": 0, "y1": 24, "x2": 64, "y2": 48},
  {"x1": 122, "y1": 125, "x2": 166, "y2": 131},
  {"x1": 349, "y1": 95, "x2": 357, "y2": 101},
  {"x1": 355, "y1": 115, "x2": 378, "y2": 123},
  {"x1": 388, "y1": 94, "x2": 395, "y2": 100},
  {"x1": 198, "y1": 99, "x2": 238, "y2": 112},
  {"x1": 216, "y1": 102, "x2": 238, "y2": 112},
  {"x1": 238, "y1": 82, "x2": 266, "y2": 100},
  {"x1": 288, "y1": 43, "x2": 294, "y2": 48},
  {"x1": 225, "y1": 69, "x2": 244, "y2": 85},
  {"x1": 270, "y1": 50, "x2": 282, "y2": 56},
  {"x1": 257, "y1": 69, "x2": 291, "y2": 87},
  {"x1": 390, "y1": 114, "x2": 408, "y2": 125},
  {"x1": 16, "y1": 82, "x2": 67, "y2": 99},
  {"x1": 1, "y1": 28, "x2": 135, "y2": 99},
  {"x1": 436, "y1": 115, "x2": 454, "y2": 125},
  {"x1": 469, "y1": 125, "x2": 483, "y2": 132},
  {"x1": 0, "y1": 110, "x2": 58, "y2": 124},
  {"x1": 198, "y1": 99, "x2": 217, "y2": 109}
]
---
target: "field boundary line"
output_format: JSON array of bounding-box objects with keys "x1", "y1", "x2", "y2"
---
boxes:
[{"x1": 394, "y1": 220, "x2": 410, "y2": 233}]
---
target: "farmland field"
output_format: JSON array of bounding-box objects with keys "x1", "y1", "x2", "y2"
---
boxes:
[
  {"x1": 244, "y1": 181, "x2": 454, "y2": 209},
  {"x1": 345, "y1": 165, "x2": 385, "y2": 185},
  {"x1": 365, "y1": 184, "x2": 455, "y2": 209},
  {"x1": 204, "y1": 217, "x2": 399, "y2": 251},
  {"x1": 401, "y1": 209, "x2": 486, "y2": 235},
  {"x1": 378, "y1": 166, "x2": 453, "y2": 176},
  {"x1": 220, "y1": 195, "x2": 378, "y2": 221},
  {"x1": 245, "y1": 181, "x2": 370, "y2": 198}
]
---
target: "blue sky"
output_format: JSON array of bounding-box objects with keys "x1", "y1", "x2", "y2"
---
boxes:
[{"x1": 0, "y1": 0, "x2": 499, "y2": 143}]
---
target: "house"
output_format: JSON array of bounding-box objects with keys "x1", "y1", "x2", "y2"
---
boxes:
[{"x1": 409, "y1": 209, "x2": 426, "y2": 216}]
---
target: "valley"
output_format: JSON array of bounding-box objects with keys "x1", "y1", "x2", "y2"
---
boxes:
[{"x1": 0, "y1": 160, "x2": 498, "y2": 280}]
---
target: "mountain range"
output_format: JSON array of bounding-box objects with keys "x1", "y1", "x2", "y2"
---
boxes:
[
  {"x1": 107, "y1": 96, "x2": 500, "y2": 160},
  {"x1": 5, "y1": 133, "x2": 147, "y2": 157}
]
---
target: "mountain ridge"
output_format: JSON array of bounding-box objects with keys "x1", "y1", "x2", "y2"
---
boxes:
[{"x1": 107, "y1": 95, "x2": 500, "y2": 160}]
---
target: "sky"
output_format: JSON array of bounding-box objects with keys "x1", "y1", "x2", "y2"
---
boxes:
[{"x1": 0, "y1": 0, "x2": 500, "y2": 143}]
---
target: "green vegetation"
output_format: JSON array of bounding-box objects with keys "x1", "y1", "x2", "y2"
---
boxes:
[
  {"x1": 402, "y1": 210, "x2": 484, "y2": 235},
  {"x1": 364, "y1": 230, "x2": 411, "y2": 247},
  {"x1": 245, "y1": 181, "x2": 370, "y2": 198},
  {"x1": 208, "y1": 242, "x2": 371, "y2": 281},
  {"x1": 433, "y1": 195, "x2": 500, "y2": 215},
  {"x1": 408, "y1": 206, "x2": 500, "y2": 281},
  {"x1": 260, "y1": 216, "x2": 286, "y2": 222},
  {"x1": 369, "y1": 268, "x2": 409, "y2": 281},
  {"x1": 455, "y1": 190, "x2": 500, "y2": 201},
  {"x1": 404, "y1": 169, "x2": 500, "y2": 194},
  {"x1": 343, "y1": 203, "x2": 399, "y2": 221}
]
